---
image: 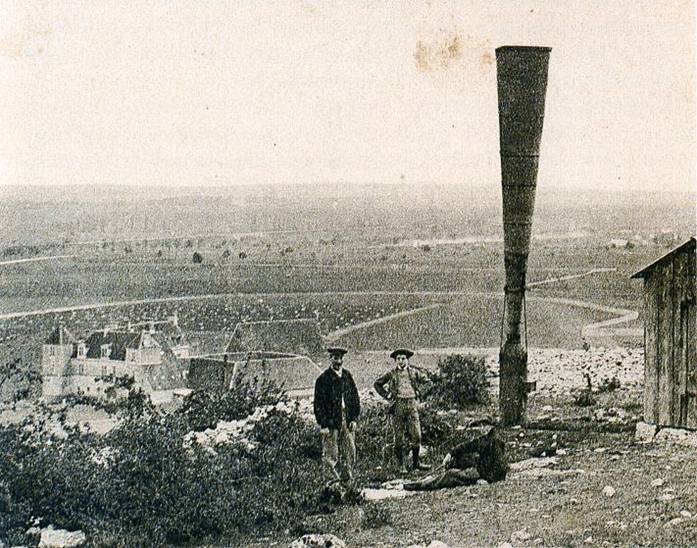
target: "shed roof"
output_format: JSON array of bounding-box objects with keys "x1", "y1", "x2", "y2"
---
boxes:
[{"x1": 631, "y1": 237, "x2": 696, "y2": 279}]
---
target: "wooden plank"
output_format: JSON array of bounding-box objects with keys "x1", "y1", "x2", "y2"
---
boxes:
[
  {"x1": 687, "y1": 247, "x2": 697, "y2": 428},
  {"x1": 657, "y1": 262, "x2": 674, "y2": 426},
  {"x1": 687, "y1": 300, "x2": 697, "y2": 428},
  {"x1": 672, "y1": 253, "x2": 687, "y2": 426},
  {"x1": 643, "y1": 273, "x2": 658, "y2": 424}
]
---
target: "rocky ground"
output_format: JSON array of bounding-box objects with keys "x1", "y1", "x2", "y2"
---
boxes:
[
  {"x1": 267, "y1": 438, "x2": 697, "y2": 548},
  {"x1": 238, "y1": 346, "x2": 697, "y2": 548}
]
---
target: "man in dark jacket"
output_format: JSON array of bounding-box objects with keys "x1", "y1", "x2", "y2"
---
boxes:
[
  {"x1": 313, "y1": 347, "x2": 360, "y2": 482},
  {"x1": 374, "y1": 348, "x2": 431, "y2": 474}
]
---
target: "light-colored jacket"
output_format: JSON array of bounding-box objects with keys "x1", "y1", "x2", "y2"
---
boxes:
[{"x1": 373, "y1": 366, "x2": 430, "y2": 402}]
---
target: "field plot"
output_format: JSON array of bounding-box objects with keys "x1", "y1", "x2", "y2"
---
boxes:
[
  {"x1": 0, "y1": 292, "x2": 445, "y2": 371},
  {"x1": 333, "y1": 294, "x2": 619, "y2": 351},
  {"x1": 0, "y1": 254, "x2": 501, "y2": 314}
]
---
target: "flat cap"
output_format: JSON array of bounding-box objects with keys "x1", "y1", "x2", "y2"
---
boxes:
[
  {"x1": 327, "y1": 347, "x2": 348, "y2": 356},
  {"x1": 390, "y1": 348, "x2": 414, "y2": 360}
]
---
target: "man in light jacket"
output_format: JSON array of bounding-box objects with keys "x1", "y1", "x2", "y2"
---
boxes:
[{"x1": 374, "y1": 348, "x2": 431, "y2": 474}]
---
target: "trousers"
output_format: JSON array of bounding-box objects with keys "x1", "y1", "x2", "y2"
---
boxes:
[
  {"x1": 393, "y1": 397, "x2": 421, "y2": 450},
  {"x1": 321, "y1": 408, "x2": 356, "y2": 482}
]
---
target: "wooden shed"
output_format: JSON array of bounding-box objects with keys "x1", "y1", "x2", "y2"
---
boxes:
[{"x1": 632, "y1": 237, "x2": 696, "y2": 428}]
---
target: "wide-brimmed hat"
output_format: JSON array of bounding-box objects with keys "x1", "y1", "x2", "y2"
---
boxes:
[
  {"x1": 390, "y1": 348, "x2": 414, "y2": 360},
  {"x1": 327, "y1": 347, "x2": 348, "y2": 357}
]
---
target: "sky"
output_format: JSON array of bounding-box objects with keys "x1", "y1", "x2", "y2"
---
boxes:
[{"x1": 0, "y1": 1, "x2": 695, "y2": 192}]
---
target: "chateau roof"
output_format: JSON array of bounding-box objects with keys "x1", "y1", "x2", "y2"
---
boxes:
[
  {"x1": 45, "y1": 325, "x2": 77, "y2": 345},
  {"x1": 83, "y1": 331, "x2": 142, "y2": 360}
]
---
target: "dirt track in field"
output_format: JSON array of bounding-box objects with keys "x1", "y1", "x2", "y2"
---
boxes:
[
  {"x1": 0, "y1": 255, "x2": 77, "y2": 267},
  {"x1": 0, "y1": 269, "x2": 639, "y2": 342}
]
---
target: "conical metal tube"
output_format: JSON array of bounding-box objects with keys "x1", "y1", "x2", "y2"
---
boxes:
[{"x1": 496, "y1": 46, "x2": 551, "y2": 425}]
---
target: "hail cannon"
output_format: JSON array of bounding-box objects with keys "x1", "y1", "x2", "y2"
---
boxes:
[{"x1": 496, "y1": 46, "x2": 551, "y2": 425}]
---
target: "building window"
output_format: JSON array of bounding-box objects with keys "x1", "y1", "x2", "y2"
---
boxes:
[
  {"x1": 101, "y1": 344, "x2": 111, "y2": 358},
  {"x1": 77, "y1": 343, "x2": 86, "y2": 359}
]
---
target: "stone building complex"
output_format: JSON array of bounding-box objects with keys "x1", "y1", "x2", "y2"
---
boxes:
[{"x1": 42, "y1": 314, "x2": 190, "y2": 400}]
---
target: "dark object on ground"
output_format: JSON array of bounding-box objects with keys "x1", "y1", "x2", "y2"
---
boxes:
[
  {"x1": 528, "y1": 444, "x2": 557, "y2": 458},
  {"x1": 404, "y1": 468, "x2": 480, "y2": 491},
  {"x1": 404, "y1": 426, "x2": 508, "y2": 491},
  {"x1": 451, "y1": 426, "x2": 508, "y2": 482},
  {"x1": 318, "y1": 480, "x2": 362, "y2": 506},
  {"x1": 192, "y1": 251, "x2": 203, "y2": 264}
]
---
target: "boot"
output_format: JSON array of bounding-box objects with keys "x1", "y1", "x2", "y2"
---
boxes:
[
  {"x1": 412, "y1": 446, "x2": 431, "y2": 471},
  {"x1": 395, "y1": 446, "x2": 407, "y2": 475}
]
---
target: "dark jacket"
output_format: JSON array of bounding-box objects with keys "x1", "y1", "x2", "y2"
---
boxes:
[
  {"x1": 451, "y1": 427, "x2": 508, "y2": 483},
  {"x1": 373, "y1": 366, "x2": 430, "y2": 402},
  {"x1": 313, "y1": 368, "x2": 360, "y2": 430}
]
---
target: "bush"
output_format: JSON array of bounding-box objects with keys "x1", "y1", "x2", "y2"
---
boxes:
[
  {"x1": 429, "y1": 354, "x2": 490, "y2": 408},
  {"x1": 418, "y1": 405, "x2": 457, "y2": 447},
  {"x1": 354, "y1": 406, "x2": 393, "y2": 478},
  {"x1": 362, "y1": 503, "x2": 392, "y2": 529},
  {"x1": 178, "y1": 374, "x2": 287, "y2": 431},
  {"x1": 0, "y1": 357, "x2": 40, "y2": 403},
  {"x1": 574, "y1": 373, "x2": 596, "y2": 407},
  {"x1": 0, "y1": 378, "x2": 325, "y2": 546},
  {"x1": 598, "y1": 376, "x2": 621, "y2": 393}
]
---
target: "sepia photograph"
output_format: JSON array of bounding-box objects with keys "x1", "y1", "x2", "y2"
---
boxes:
[{"x1": 0, "y1": 1, "x2": 695, "y2": 546}]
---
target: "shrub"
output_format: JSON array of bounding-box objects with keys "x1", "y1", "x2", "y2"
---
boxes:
[
  {"x1": 429, "y1": 354, "x2": 490, "y2": 408},
  {"x1": 0, "y1": 357, "x2": 40, "y2": 403},
  {"x1": 362, "y1": 503, "x2": 392, "y2": 529},
  {"x1": 178, "y1": 374, "x2": 287, "y2": 432},
  {"x1": 598, "y1": 376, "x2": 621, "y2": 393},
  {"x1": 574, "y1": 373, "x2": 596, "y2": 407},
  {"x1": 418, "y1": 405, "x2": 457, "y2": 447},
  {"x1": 354, "y1": 406, "x2": 393, "y2": 478},
  {"x1": 0, "y1": 378, "x2": 326, "y2": 546}
]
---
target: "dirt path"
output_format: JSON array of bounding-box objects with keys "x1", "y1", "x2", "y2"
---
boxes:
[
  {"x1": 527, "y1": 267, "x2": 616, "y2": 288},
  {"x1": 0, "y1": 255, "x2": 77, "y2": 267},
  {"x1": 0, "y1": 269, "x2": 639, "y2": 341},
  {"x1": 324, "y1": 289, "x2": 639, "y2": 343},
  {"x1": 526, "y1": 295, "x2": 640, "y2": 337},
  {"x1": 326, "y1": 303, "x2": 447, "y2": 341}
]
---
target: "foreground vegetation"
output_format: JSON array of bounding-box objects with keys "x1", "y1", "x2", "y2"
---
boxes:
[
  {"x1": 0, "y1": 355, "x2": 493, "y2": 546},
  {"x1": 0, "y1": 377, "x2": 324, "y2": 546},
  {"x1": 1, "y1": 351, "x2": 675, "y2": 548}
]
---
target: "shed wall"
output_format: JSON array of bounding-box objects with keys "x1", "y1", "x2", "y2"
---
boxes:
[{"x1": 643, "y1": 245, "x2": 696, "y2": 428}]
